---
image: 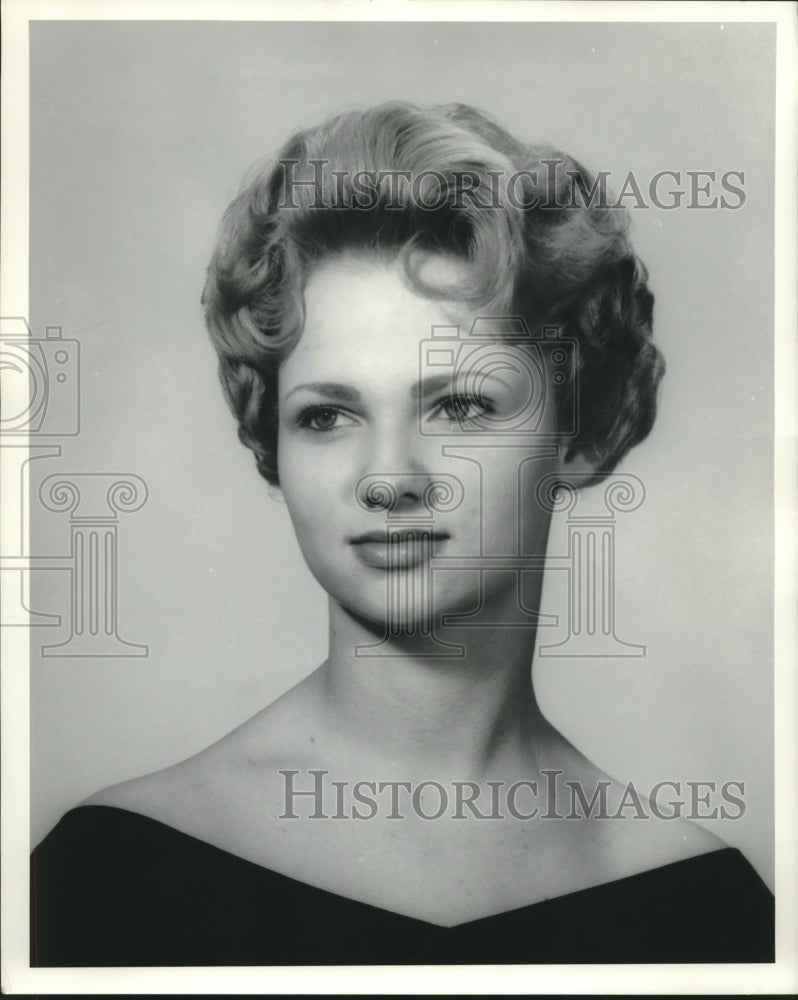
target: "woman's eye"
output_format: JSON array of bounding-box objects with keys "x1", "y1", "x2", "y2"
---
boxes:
[
  {"x1": 296, "y1": 405, "x2": 352, "y2": 433},
  {"x1": 435, "y1": 395, "x2": 492, "y2": 426}
]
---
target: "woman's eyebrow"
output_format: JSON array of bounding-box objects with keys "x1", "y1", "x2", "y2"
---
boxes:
[
  {"x1": 283, "y1": 371, "x2": 514, "y2": 404},
  {"x1": 411, "y1": 374, "x2": 454, "y2": 399},
  {"x1": 283, "y1": 382, "x2": 362, "y2": 403},
  {"x1": 412, "y1": 371, "x2": 513, "y2": 398}
]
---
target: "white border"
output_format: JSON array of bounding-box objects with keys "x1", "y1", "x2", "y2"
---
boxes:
[
  {"x1": 2, "y1": 0, "x2": 796, "y2": 994},
  {"x1": 772, "y1": 0, "x2": 798, "y2": 982},
  {"x1": 0, "y1": 0, "x2": 31, "y2": 992},
  {"x1": 5, "y1": 0, "x2": 798, "y2": 21}
]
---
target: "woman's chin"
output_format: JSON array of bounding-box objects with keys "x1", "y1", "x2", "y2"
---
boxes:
[{"x1": 332, "y1": 581, "x2": 484, "y2": 639}]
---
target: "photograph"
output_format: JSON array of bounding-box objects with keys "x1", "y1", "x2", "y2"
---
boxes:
[{"x1": 2, "y1": 1, "x2": 795, "y2": 994}]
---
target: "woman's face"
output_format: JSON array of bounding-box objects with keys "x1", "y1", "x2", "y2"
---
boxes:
[{"x1": 277, "y1": 254, "x2": 564, "y2": 630}]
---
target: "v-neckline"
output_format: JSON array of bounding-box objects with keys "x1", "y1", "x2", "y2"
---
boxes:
[{"x1": 73, "y1": 804, "x2": 735, "y2": 931}]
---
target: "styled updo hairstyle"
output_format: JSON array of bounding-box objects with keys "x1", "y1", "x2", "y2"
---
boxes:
[{"x1": 202, "y1": 101, "x2": 664, "y2": 485}]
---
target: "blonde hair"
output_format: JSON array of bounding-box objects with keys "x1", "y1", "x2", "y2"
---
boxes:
[{"x1": 203, "y1": 101, "x2": 663, "y2": 485}]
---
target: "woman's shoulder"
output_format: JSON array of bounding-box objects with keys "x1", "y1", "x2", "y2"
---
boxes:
[
  {"x1": 612, "y1": 806, "x2": 732, "y2": 896},
  {"x1": 73, "y1": 685, "x2": 319, "y2": 853},
  {"x1": 79, "y1": 743, "x2": 228, "y2": 815},
  {"x1": 599, "y1": 789, "x2": 727, "y2": 875},
  {"x1": 545, "y1": 739, "x2": 728, "y2": 881},
  {"x1": 75, "y1": 753, "x2": 262, "y2": 850}
]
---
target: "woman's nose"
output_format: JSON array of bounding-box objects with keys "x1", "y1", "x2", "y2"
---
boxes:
[
  {"x1": 357, "y1": 471, "x2": 428, "y2": 515},
  {"x1": 354, "y1": 424, "x2": 464, "y2": 519},
  {"x1": 356, "y1": 469, "x2": 466, "y2": 520},
  {"x1": 354, "y1": 422, "x2": 432, "y2": 515}
]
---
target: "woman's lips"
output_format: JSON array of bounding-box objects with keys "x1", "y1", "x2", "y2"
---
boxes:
[{"x1": 350, "y1": 530, "x2": 448, "y2": 569}]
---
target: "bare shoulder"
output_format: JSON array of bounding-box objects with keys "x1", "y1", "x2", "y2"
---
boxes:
[
  {"x1": 80, "y1": 671, "x2": 325, "y2": 837},
  {"x1": 549, "y1": 742, "x2": 726, "y2": 887},
  {"x1": 592, "y1": 773, "x2": 727, "y2": 880},
  {"x1": 80, "y1": 750, "x2": 222, "y2": 824}
]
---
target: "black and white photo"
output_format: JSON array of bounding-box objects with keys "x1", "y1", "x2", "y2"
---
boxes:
[{"x1": 2, "y1": 1, "x2": 795, "y2": 994}]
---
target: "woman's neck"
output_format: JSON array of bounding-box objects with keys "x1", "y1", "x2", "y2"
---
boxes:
[{"x1": 314, "y1": 596, "x2": 557, "y2": 782}]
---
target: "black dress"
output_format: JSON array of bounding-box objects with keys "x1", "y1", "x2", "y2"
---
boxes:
[{"x1": 30, "y1": 805, "x2": 774, "y2": 966}]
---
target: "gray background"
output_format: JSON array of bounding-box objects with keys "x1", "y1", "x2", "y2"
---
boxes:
[{"x1": 29, "y1": 20, "x2": 775, "y2": 885}]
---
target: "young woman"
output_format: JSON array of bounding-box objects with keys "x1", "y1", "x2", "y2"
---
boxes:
[{"x1": 30, "y1": 102, "x2": 774, "y2": 965}]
